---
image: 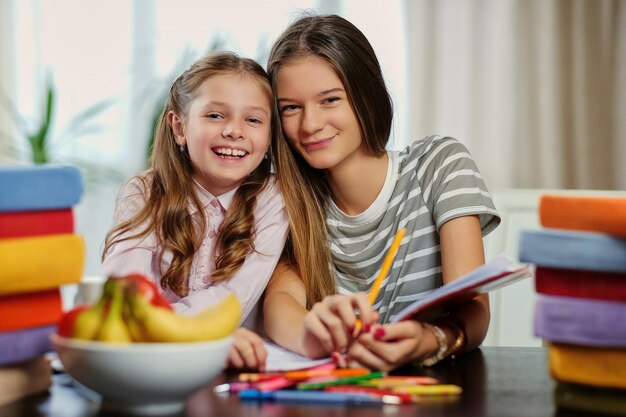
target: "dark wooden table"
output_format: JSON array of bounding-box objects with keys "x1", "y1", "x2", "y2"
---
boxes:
[{"x1": 0, "y1": 347, "x2": 593, "y2": 417}]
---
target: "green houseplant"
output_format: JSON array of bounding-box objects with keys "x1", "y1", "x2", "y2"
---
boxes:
[{"x1": 1, "y1": 75, "x2": 122, "y2": 184}]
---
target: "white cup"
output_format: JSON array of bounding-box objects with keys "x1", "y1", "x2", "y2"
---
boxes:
[{"x1": 74, "y1": 276, "x2": 106, "y2": 306}]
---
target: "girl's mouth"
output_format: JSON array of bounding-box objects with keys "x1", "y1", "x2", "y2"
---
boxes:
[{"x1": 212, "y1": 147, "x2": 248, "y2": 159}]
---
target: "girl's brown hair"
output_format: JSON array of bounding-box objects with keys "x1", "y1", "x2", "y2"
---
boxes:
[
  {"x1": 102, "y1": 51, "x2": 273, "y2": 297},
  {"x1": 267, "y1": 14, "x2": 394, "y2": 307}
]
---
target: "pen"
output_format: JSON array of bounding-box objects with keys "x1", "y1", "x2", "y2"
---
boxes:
[
  {"x1": 358, "y1": 376, "x2": 440, "y2": 387},
  {"x1": 297, "y1": 371, "x2": 385, "y2": 390},
  {"x1": 392, "y1": 384, "x2": 462, "y2": 396},
  {"x1": 354, "y1": 228, "x2": 406, "y2": 333},
  {"x1": 238, "y1": 373, "x2": 283, "y2": 382},
  {"x1": 285, "y1": 367, "x2": 370, "y2": 380},
  {"x1": 213, "y1": 381, "x2": 251, "y2": 393},
  {"x1": 271, "y1": 390, "x2": 402, "y2": 405},
  {"x1": 324, "y1": 385, "x2": 413, "y2": 403},
  {"x1": 255, "y1": 376, "x2": 297, "y2": 392}
]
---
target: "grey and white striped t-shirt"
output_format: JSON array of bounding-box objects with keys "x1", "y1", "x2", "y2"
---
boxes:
[{"x1": 327, "y1": 136, "x2": 500, "y2": 323}]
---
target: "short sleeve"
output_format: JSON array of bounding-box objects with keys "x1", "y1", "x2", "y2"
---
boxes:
[{"x1": 414, "y1": 137, "x2": 500, "y2": 236}]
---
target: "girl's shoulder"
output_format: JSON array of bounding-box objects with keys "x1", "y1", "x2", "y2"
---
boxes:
[
  {"x1": 118, "y1": 170, "x2": 154, "y2": 201},
  {"x1": 399, "y1": 135, "x2": 467, "y2": 158},
  {"x1": 256, "y1": 174, "x2": 284, "y2": 206},
  {"x1": 397, "y1": 135, "x2": 471, "y2": 170}
]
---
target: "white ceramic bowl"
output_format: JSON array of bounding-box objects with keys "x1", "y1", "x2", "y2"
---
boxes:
[{"x1": 52, "y1": 333, "x2": 232, "y2": 415}]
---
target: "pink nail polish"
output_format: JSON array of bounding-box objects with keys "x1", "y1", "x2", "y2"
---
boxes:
[
  {"x1": 374, "y1": 327, "x2": 385, "y2": 338},
  {"x1": 363, "y1": 323, "x2": 372, "y2": 333}
]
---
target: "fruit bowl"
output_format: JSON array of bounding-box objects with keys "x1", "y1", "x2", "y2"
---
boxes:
[{"x1": 52, "y1": 333, "x2": 233, "y2": 415}]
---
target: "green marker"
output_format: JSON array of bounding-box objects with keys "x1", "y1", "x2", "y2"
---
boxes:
[{"x1": 297, "y1": 371, "x2": 385, "y2": 391}]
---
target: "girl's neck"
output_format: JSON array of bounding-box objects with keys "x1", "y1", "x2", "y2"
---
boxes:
[{"x1": 326, "y1": 150, "x2": 389, "y2": 216}]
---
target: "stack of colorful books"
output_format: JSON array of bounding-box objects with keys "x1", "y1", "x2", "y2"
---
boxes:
[
  {"x1": 0, "y1": 165, "x2": 85, "y2": 407},
  {"x1": 519, "y1": 194, "x2": 626, "y2": 416}
]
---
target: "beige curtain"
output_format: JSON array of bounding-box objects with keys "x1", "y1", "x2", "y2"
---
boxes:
[
  {"x1": 0, "y1": 0, "x2": 17, "y2": 163},
  {"x1": 403, "y1": 0, "x2": 626, "y2": 190}
]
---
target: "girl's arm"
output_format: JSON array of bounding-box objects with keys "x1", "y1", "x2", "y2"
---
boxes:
[
  {"x1": 262, "y1": 263, "x2": 319, "y2": 356},
  {"x1": 345, "y1": 215, "x2": 489, "y2": 370},
  {"x1": 438, "y1": 214, "x2": 490, "y2": 352},
  {"x1": 264, "y1": 263, "x2": 375, "y2": 359}
]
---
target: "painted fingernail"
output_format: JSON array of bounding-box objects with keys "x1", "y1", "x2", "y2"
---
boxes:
[
  {"x1": 363, "y1": 323, "x2": 372, "y2": 333},
  {"x1": 374, "y1": 327, "x2": 385, "y2": 338},
  {"x1": 331, "y1": 351, "x2": 341, "y2": 363}
]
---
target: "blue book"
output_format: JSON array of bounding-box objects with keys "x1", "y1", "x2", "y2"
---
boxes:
[
  {"x1": 519, "y1": 229, "x2": 626, "y2": 273},
  {"x1": 0, "y1": 325, "x2": 55, "y2": 366},
  {"x1": 0, "y1": 165, "x2": 83, "y2": 212}
]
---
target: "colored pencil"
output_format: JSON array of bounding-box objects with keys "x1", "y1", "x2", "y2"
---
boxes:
[{"x1": 354, "y1": 228, "x2": 406, "y2": 333}]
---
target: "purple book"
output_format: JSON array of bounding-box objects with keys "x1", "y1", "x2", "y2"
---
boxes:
[
  {"x1": 0, "y1": 325, "x2": 55, "y2": 366},
  {"x1": 534, "y1": 295, "x2": 626, "y2": 348}
]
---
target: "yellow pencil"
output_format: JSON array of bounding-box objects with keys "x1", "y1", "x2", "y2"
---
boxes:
[
  {"x1": 354, "y1": 228, "x2": 406, "y2": 333},
  {"x1": 392, "y1": 384, "x2": 462, "y2": 396}
]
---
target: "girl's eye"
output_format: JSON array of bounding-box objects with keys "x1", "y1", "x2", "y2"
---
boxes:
[
  {"x1": 206, "y1": 113, "x2": 223, "y2": 120},
  {"x1": 247, "y1": 117, "x2": 262, "y2": 124},
  {"x1": 323, "y1": 97, "x2": 340, "y2": 104},
  {"x1": 280, "y1": 104, "x2": 299, "y2": 113}
]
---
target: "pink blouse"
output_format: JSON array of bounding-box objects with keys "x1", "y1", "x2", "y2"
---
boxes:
[{"x1": 100, "y1": 173, "x2": 288, "y2": 323}]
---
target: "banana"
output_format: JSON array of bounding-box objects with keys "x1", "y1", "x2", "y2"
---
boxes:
[
  {"x1": 96, "y1": 283, "x2": 132, "y2": 343},
  {"x1": 72, "y1": 283, "x2": 112, "y2": 340},
  {"x1": 125, "y1": 292, "x2": 242, "y2": 343}
]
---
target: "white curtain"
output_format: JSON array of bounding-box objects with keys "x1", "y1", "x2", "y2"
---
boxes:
[
  {"x1": 403, "y1": 0, "x2": 626, "y2": 190},
  {"x1": 0, "y1": 0, "x2": 17, "y2": 163}
]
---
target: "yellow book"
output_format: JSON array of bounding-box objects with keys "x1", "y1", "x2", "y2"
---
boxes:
[
  {"x1": 549, "y1": 343, "x2": 626, "y2": 389},
  {"x1": 0, "y1": 234, "x2": 84, "y2": 295}
]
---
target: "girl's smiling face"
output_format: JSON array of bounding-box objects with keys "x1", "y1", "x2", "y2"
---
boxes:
[
  {"x1": 170, "y1": 73, "x2": 271, "y2": 196},
  {"x1": 276, "y1": 55, "x2": 365, "y2": 172}
]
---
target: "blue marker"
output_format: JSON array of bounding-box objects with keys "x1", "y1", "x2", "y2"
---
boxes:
[{"x1": 240, "y1": 389, "x2": 401, "y2": 405}]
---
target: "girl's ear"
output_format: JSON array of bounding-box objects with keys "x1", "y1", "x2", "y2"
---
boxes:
[{"x1": 167, "y1": 111, "x2": 186, "y2": 145}]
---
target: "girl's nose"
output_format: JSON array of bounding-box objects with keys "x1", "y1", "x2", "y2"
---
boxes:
[
  {"x1": 223, "y1": 121, "x2": 244, "y2": 139},
  {"x1": 300, "y1": 108, "x2": 324, "y2": 135}
]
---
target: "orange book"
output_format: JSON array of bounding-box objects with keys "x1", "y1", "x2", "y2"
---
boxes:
[
  {"x1": 539, "y1": 195, "x2": 626, "y2": 237},
  {"x1": 0, "y1": 289, "x2": 63, "y2": 332}
]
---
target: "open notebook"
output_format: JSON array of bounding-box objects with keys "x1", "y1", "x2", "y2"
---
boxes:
[
  {"x1": 264, "y1": 254, "x2": 531, "y2": 371},
  {"x1": 264, "y1": 342, "x2": 332, "y2": 371}
]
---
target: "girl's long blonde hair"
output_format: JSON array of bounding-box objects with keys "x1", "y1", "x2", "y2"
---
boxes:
[
  {"x1": 268, "y1": 14, "x2": 394, "y2": 308},
  {"x1": 102, "y1": 52, "x2": 274, "y2": 297}
]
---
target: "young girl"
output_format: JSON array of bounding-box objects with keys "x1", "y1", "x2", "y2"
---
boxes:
[
  {"x1": 263, "y1": 15, "x2": 500, "y2": 371},
  {"x1": 101, "y1": 52, "x2": 287, "y2": 370}
]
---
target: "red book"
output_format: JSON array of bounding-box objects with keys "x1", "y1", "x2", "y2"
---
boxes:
[
  {"x1": 0, "y1": 289, "x2": 63, "y2": 332},
  {"x1": 535, "y1": 266, "x2": 626, "y2": 302},
  {"x1": 0, "y1": 209, "x2": 74, "y2": 239}
]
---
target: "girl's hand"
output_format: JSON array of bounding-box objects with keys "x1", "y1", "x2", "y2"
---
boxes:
[
  {"x1": 341, "y1": 320, "x2": 437, "y2": 371},
  {"x1": 227, "y1": 328, "x2": 268, "y2": 371},
  {"x1": 301, "y1": 292, "x2": 377, "y2": 356}
]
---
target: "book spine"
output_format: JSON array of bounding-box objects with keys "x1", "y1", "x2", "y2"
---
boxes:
[
  {"x1": 549, "y1": 343, "x2": 626, "y2": 390},
  {"x1": 534, "y1": 295, "x2": 626, "y2": 348},
  {"x1": 0, "y1": 325, "x2": 55, "y2": 366},
  {"x1": 519, "y1": 229, "x2": 626, "y2": 273},
  {"x1": 0, "y1": 356, "x2": 52, "y2": 407},
  {"x1": 539, "y1": 195, "x2": 626, "y2": 238},
  {"x1": 0, "y1": 165, "x2": 83, "y2": 212},
  {"x1": 535, "y1": 267, "x2": 626, "y2": 302},
  {"x1": 0, "y1": 234, "x2": 85, "y2": 295},
  {"x1": 0, "y1": 289, "x2": 62, "y2": 332},
  {"x1": 0, "y1": 209, "x2": 74, "y2": 239}
]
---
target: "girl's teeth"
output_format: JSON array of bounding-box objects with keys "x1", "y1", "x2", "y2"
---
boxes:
[{"x1": 215, "y1": 147, "x2": 246, "y2": 157}]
